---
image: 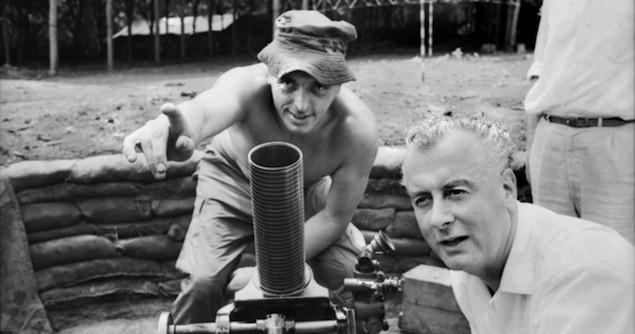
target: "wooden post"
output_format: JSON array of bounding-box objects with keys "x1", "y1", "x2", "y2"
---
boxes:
[
  {"x1": 507, "y1": 0, "x2": 520, "y2": 50},
  {"x1": 154, "y1": 0, "x2": 161, "y2": 64},
  {"x1": 231, "y1": 0, "x2": 237, "y2": 56},
  {"x1": 126, "y1": 0, "x2": 133, "y2": 62},
  {"x1": 428, "y1": 0, "x2": 433, "y2": 57},
  {"x1": 208, "y1": 0, "x2": 214, "y2": 56},
  {"x1": 180, "y1": 0, "x2": 186, "y2": 59},
  {"x1": 302, "y1": 0, "x2": 309, "y2": 10},
  {"x1": 49, "y1": 0, "x2": 58, "y2": 75},
  {"x1": 106, "y1": 0, "x2": 113, "y2": 73},
  {"x1": 419, "y1": 0, "x2": 425, "y2": 82},
  {"x1": 272, "y1": 0, "x2": 280, "y2": 39},
  {"x1": 2, "y1": 2, "x2": 11, "y2": 65}
]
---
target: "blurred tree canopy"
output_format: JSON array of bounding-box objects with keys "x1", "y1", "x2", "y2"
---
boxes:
[
  {"x1": 1, "y1": 0, "x2": 269, "y2": 66},
  {"x1": 0, "y1": 0, "x2": 540, "y2": 69}
]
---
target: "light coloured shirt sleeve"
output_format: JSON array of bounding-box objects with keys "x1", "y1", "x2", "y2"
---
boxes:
[{"x1": 526, "y1": 5, "x2": 546, "y2": 79}]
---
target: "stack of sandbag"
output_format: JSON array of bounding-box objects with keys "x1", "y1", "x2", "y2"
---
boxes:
[
  {"x1": 352, "y1": 146, "x2": 444, "y2": 274},
  {"x1": 1, "y1": 151, "x2": 204, "y2": 308}
]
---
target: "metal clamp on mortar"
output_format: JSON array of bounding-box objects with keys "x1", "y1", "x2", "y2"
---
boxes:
[{"x1": 343, "y1": 231, "x2": 402, "y2": 334}]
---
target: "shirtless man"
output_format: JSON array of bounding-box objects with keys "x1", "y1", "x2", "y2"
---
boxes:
[{"x1": 122, "y1": 10, "x2": 378, "y2": 324}]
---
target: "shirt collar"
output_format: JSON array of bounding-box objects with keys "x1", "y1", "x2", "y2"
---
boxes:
[{"x1": 496, "y1": 202, "x2": 535, "y2": 296}]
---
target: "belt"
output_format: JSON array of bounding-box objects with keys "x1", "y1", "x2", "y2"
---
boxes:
[{"x1": 542, "y1": 114, "x2": 635, "y2": 128}]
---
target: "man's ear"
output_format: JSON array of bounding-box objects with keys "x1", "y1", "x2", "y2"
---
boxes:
[{"x1": 502, "y1": 167, "x2": 517, "y2": 201}]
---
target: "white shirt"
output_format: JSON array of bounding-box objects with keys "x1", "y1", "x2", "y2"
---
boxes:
[
  {"x1": 524, "y1": 0, "x2": 634, "y2": 119},
  {"x1": 450, "y1": 203, "x2": 635, "y2": 334}
]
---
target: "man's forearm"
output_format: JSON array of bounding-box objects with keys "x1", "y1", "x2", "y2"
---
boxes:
[{"x1": 303, "y1": 211, "x2": 349, "y2": 259}]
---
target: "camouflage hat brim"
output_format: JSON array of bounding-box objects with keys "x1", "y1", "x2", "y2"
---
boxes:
[{"x1": 258, "y1": 39, "x2": 356, "y2": 85}]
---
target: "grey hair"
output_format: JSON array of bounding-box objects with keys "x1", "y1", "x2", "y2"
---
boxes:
[{"x1": 404, "y1": 116, "x2": 516, "y2": 173}]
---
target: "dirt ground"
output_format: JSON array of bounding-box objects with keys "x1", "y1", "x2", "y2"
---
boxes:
[
  {"x1": 0, "y1": 48, "x2": 532, "y2": 167},
  {"x1": 0, "y1": 48, "x2": 533, "y2": 333}
]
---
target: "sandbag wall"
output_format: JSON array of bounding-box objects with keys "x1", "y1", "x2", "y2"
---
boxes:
[
  {"x1": 352, "y1": 146, "x2": 443, "y2": 274},
  {"x1": 1, "y1": 152, "x2": 205, "y2": 308},
  {"x1": 1, "y1": 146, "x2": 440, "y2": 309}
]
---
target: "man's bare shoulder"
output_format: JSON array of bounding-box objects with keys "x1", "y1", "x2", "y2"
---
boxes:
[
  {"x1": 212, "y1": 63, "x2": 270, "y2": 101},
  {"x1": 225, "y1": 62, "x2": 268, "y2": 76},
  {"x1": 216, "y1": 63, "x2": 269, "y2": 88},
  {"x1": 333, "y1": 86, "x2": 378, "y2": 146}
]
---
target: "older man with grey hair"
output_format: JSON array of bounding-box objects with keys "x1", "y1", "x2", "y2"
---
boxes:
[{"x1": 400, "y1": 116, "x2": 634, "y2": 334}]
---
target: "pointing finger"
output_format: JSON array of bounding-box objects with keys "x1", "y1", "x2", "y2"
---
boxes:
[
  {"x1": 122, "y1": 133, "x2": 140, "y2": 162},
  {"x1": 161, "y1": 103, "x2": 187, "y2": 132}
]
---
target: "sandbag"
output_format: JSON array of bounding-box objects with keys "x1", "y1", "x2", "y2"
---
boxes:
[
  {"x1": 29, "y1": 235, "x2": 121, "y2": 271},
  {"x1": 357, "y1": 193, "x2": 413, "y2": 210},
  {"x1": 27, "y1": 222, "x2": 102, "y2": 244},
  {"x1": 351, "y1": 208, "x2": 395, "y2": 231},
  {"x1": 157, "y1": 279, "x2": 181, "y2": 296},
  {"x1": 385, "y1": 211, "x2": 423, "y2": 239},
  {"x1": 16, "y1": 182, "x2": 145, "y2": 205},
  {"x1": 369, "y1": 146, "x2": 406, "y2": 179},
  {"x1": 116, "y1": 235, "x2": 182, "y2": 261},
  {"x1": 1, "y1": 159, "x2": 77, "y2": 192},
  {"x1": 67, "y1": 150, "x2": 203, "y2": 184},
  {"x1": 20, "y1": 202, "x2": 82, "y2": 233},
  {"x1": 166, "y1": 215, "x2": 193, "y2": 241},
  {"x1": 366, "y1": 177, "x2": 407, "y2": 195},
  {"x1": 137, "y1": 176, "x2": 197, "y2": 200},
  {"x1": 98, "y1": 216, "x2": 182, "y2": 239},
  {"x1": 0, "y1": 176, "x2": 54, "y2": 333},
  {"x1": 40, "y1": 277, "x2": 160, "y2": 306},
  {"x1": 35, "y1": 257, "x2": 164, "y2": 292},
  {"x1": 160, "y1": 261, "x2": 186, "y2": 281},
  {"x1": 151, "y1": 197, "x2": 195, "y2": 217},
  {"x1": 77, "y1": 197, "x2": 152, "y2": 223}
]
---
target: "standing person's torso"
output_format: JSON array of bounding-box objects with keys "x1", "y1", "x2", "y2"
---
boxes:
[{"x1": 524, "y1": 0, "x2": 635, "y2": 118}]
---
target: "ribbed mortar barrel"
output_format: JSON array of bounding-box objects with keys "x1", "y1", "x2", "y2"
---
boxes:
[{"x1": 248, "y1": 142, "x2": 306, "y2": 295}]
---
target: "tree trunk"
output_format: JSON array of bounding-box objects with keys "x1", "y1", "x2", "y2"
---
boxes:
[
  {"x1": 49, "y1": 0, "x2": 58, "y2": 75},
  {"x1": 192, "y1": 0, "x2": 200, "y2": 36},
  {"x1": 207, "y1": 0, "x2": 214, "y2": 56},
  {"x1": 506, "y1": 0, "x2": 521, "y2": 51},
  {"x1": 2, "y1": 1, "x2": 10, "y2": 65},
  {"x1": 179, "y1": 0, "x2": 185, "y2": 59},
  {"x1": 231, "y1": 0, "x2": 237, "y2": 56},
  {"x1": 106, "y1": 0, "x2": 113, "y2": 72},
  {"x1": 272, "y1": 0, "x2": 280, "y2": 39},
  {"x1": 154, "y1": 0, "x2": 160, "y2": 64},
  {"x1": 126, "y1": 0, "x2": 134, "y2": 62},
  {"x1": 165, "y1": 0, "x2": 170, "y2": 35}
]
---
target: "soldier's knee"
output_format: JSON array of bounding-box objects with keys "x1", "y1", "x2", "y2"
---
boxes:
[{"x1": 185, "y1": 275, "x2": 226, "y2": 295}]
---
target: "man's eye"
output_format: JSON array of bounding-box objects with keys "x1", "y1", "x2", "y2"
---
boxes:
[
  {"x1": 447, "y1": 189, "x2": 466, "y2": 198},
  {"x1": 313, "y1": 84, "x2": 328, "y2": 94},
  {"x1": 278, "y1": 77, "x2": 294, "y2": 86},
  {"x1": 412, "y1": 196, "x2": 431, "y2": 208}
]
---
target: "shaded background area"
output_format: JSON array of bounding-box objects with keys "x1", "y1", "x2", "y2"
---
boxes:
[{"x1": 1, "y1": 0, "x2": 541, "y2": 69}]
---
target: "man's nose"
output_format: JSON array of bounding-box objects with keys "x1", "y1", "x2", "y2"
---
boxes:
[
  {"x1": 294, "y1": 90, "x2": 310, "y2": 113},
  {"x1": 429, "y1": 200, "x2": 453, "y2": 229}
]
